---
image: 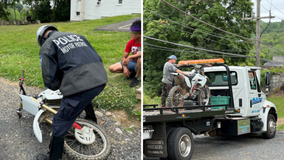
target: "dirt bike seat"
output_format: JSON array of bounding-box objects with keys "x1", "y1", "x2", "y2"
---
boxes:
[{"x1": 185, "y1": 73, "x2": 196, "y2": 81}]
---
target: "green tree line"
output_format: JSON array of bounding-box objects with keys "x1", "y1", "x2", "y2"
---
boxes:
[
  {"x1": 0, "y1": 0, "x2": 70, "y2": 22},
  {"x1": 143, "y1": 0, "x2": 254, "y2": 97}
]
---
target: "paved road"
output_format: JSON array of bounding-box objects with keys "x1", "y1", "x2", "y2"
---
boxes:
[
  {"x1": 94, "y1": 17, "x2": 141, "y2": 32},
  {"x1": 191, "y1": 132, "x2": 284, "y2": 160},
  {"x1": 144, "y1": 131, "x2": 284, "y2": 160}
]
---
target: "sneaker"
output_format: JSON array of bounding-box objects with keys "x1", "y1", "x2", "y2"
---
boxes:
[{"x1": 130, "y1": 77, "x2": 139, "y2": 87}]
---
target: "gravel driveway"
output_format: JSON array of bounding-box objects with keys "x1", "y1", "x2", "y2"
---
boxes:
[{"x1": 0, "y1": 77, "x2": 141, "y2": 160}]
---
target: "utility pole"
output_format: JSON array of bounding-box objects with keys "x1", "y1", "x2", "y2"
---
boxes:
[{"x1": 243, "y1": 0, "x2": 275, "y2": 67}]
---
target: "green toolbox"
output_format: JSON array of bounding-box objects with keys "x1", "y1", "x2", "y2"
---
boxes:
[{"x1": 210, "y1": 96, "x2": 230, "y2": 109}]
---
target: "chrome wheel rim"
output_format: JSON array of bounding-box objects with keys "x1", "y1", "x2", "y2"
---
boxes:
[
  {"x1": 268, "y1": 119, "x2": 276, "y2": 135},
  {"x1": 178, "y1": 134, "x2": 191, "y2": 157}
]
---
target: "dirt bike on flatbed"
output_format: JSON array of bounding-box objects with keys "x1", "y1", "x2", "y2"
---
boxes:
[{"x1": 167, "y1": 62, "x2": 211, "y2": 108}]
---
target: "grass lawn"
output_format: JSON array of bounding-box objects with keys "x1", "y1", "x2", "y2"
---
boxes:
[
  {"x1": 0, "y1": 14, "x2": 141, "y2": 117},
  {"x1": 267, "y1": 97, "x2": 284, "y2": 118},
  {"x1": 267, "y1": 97, "x2": 284, "y2": 130}
]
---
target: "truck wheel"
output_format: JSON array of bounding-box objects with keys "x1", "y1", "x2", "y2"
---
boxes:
[
  {"x1": 262, "y1": 114, "x2": 276, "y2": 139},
  {"x1": 167, "y1": 127, "x2": 194, "y2": 160},
  {"x1": 167, "y1": 86, "x2": 184, "y2": 107},
  {"x1": 198, "y1": 85, "x2": 210, "y2": 106}
]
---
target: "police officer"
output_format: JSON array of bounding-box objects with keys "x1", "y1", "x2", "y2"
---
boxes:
[{"x1": 36, "y1": 25, "x2": 108, "y2": 160}]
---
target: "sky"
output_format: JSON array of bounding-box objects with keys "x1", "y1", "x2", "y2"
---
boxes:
[{"x1": 252, "y1": 0, "x2": 284, "y2": 22}]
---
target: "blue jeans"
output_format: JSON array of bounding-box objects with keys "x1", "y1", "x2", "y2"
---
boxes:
[{"x1": 120, "y1": 59, "x2": 137, "y2": 72}]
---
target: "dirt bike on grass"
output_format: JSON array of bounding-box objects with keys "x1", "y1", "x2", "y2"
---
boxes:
[
  {"x1": 16, "y1": 70, "x2": 111, "y2": 160},
  {"x1": 167, "y1": 64, "x2": 210, "y2": 108}
]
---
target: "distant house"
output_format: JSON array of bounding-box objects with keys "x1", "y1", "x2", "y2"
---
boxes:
[
  {"x1": 70, "y1": 0, "x2": 141, "y2": 21},
  {"x1": 263, "y1": 56, "x2": 284, "y2": 67},
  {"x1": 272, "y1": 56, "x2": 284, "y2": 63}
]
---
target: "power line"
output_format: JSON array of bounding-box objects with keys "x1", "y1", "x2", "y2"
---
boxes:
[
  {"x1": 144, "y1": 42, "x2": 228, "y2": 57},
  {"x1": 261, "y1": 4, "x2": 284, "y2": 21},
  {"x1": 144, "y1": 36, "x2": 280, "y2": 63},
  {"x1": 160, "y1": 0, "x2": 284, "y2": 53},
  {"x1": 144, "y1": 17, "x2": 254, "y2": 54},
  {"x1": 266, "y1": 0, "x2": 284, "y2": 17},
  {"x1": 144, "y1": 7, "x2": 283, "y2": 58},
  {"x1": 143, "y1": 7, "x2": 253, "y2": 45},
  {"x1": 144, "y1": 36, "x2": 253, "y2": 58}
]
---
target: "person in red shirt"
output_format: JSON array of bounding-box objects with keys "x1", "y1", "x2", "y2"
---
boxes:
[{"x1": 109, "y1": 20, "x2": 141, "y2": 87}]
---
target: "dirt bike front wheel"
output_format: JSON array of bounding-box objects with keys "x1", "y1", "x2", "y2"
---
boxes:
[
  {"x1": 198, "y1": 85, "x2": 210, "y2": 106},
  {"x1": 167, "y1": 86, "x2": 185, "y2": 107},
  {"x1": 64, "y1": 118, "x2": 111, "y2": 160}
]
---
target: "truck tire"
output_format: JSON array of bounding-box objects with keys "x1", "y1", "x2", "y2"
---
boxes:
[
  {"x1": 262, "y1": 114, "x2": 276, "y2": 139},
  {"x1": 167, "y1": 127, "x2": 194, "y2": 160},
  {"x1": 167, "y1": 86, "x2": 184, "y2": 107}
]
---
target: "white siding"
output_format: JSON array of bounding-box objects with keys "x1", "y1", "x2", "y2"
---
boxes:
[
  {"x1": 71, "y1": 0, "x2": 141, "y2": 21},
  {"x1": 71, "y1": 0, "x2": 82, "y2": 21}
]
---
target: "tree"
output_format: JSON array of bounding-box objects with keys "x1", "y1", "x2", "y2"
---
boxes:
[
  {"x1": 23, "y1": 0, "x2": 70, "y2": 22},
  {"x1": 34, "y1": 0, "x2": 52, "y2": 23},
  {"x1": 52, "y1": 0, "x2": 70, "y2": 22},
  {"x1": 0, "y1": 0, "x2": 19, "y2": 20},
  {"x1": 14, "y1": 3, "x2": 22, "y2": 12},
  {"x1": 143, "y1": 0, "x2": 254, "y2": 97}
]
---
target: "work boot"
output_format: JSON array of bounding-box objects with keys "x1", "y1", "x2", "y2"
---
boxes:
[
  {"x1": 49, "y1": 135, "x2": 64, "y2": 160},
  {"x1": 130, "y1": 77, "x2": 139, "y2": 87},
  {"x1": 36, "y1": 154, "x2": 48, "y2": 160},
  {"x1": 84, "y1": 103, "x2": 97, "y2": 123},
  {"x1": 129, "y1": 71, "x2": 136, "y2": 79}
]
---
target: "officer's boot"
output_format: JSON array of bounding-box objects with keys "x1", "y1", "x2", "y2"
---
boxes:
[
  {"x1": 48, "y1": 135, "x2": 65, "y2": 160},
  {"x1": 36, "y1": 154, "x2": 48, "y2": 160},
  {"x1": 84, "y1": 103, "x2": 98, "y2": 123},
  {"x1": 37, "y1": 135, "x2": 64, "y2": 160}
]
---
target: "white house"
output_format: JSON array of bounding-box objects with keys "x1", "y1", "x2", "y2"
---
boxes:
[{"x1": 70, "y1": 0, "x2": 141, "y2": 21}]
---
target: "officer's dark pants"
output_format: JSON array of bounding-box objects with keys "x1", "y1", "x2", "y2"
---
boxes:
[
  {"x1": 48, "y1": 84, "x2": 105, "y2": 159},
  {"x1": 52, "y1": 84, "x2": 106, "y2": 137},
  {"x1": 84, "y1": 102, "x2": 97, "y2": 123}
]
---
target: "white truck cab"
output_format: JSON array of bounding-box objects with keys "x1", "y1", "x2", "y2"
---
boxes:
[{"x1": 204, "y1": 66, "x2": 277, "y2": 136}]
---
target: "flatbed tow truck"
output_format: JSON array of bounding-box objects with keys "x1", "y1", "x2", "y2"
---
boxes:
[{"x1": 143, "y1": 59, "x2": 277, "y2": 160}]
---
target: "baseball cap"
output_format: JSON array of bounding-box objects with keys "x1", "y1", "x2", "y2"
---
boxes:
[{"x1": 168, "y1": 55, "x2": 177, "y2": 60}]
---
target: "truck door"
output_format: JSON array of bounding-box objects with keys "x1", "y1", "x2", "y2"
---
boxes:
[{"x1": 247, "y1": 71, "x2": 262, "y2": 116}]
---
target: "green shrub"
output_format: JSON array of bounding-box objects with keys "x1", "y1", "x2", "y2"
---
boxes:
[{"x1": 92, "y1": 84, "x2": 137, "y2": 116}]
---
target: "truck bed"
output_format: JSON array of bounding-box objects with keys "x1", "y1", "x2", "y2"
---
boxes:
[{"x1": 143, "y1": 105, "x2": 236, "y2": 123}]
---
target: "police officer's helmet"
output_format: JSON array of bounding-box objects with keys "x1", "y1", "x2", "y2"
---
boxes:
[{"x1": 36, "y1": 25, "x2": 58, "y2": 47}]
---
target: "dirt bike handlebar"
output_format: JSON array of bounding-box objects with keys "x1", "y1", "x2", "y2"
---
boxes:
[
  {"x1": 20, "y1": 70, "x2": 25, "y2": 83},
  {"x1": 19, "y1": 70, "x2": 26, "y2": 95}
]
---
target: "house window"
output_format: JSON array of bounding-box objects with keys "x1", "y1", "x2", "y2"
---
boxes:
[
  {"x1": 76, "y1": 12, "x2": 80, "y2": 16},
  {"x1": 118, "y1": 0, "x2": 122, "y2": 4}
]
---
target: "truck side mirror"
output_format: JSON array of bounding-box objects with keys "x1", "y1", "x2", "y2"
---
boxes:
[{"x1": 265, "y1": 72, "x2": 270, "y2": 92}]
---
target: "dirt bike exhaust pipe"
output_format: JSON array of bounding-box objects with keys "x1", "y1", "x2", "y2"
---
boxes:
[
  {"x1": 31, "y1": 97, "x2": 82, "y2": 130},
  {"x1": 31, "y1": 97, "x2": 57, "y2": 114}
]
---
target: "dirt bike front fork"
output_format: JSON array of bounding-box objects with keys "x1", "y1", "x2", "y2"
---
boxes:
[{"x1": 17, "y1": 102, "x2": 23, "y2": 118}]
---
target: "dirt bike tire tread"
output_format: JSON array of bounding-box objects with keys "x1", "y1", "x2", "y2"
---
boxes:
[
  {"x1": 167, "y1": 86, "x2": 184, "y2": 107},
  {"x1": 64, "y1": 118, "x2": 111, "y2": 160}
]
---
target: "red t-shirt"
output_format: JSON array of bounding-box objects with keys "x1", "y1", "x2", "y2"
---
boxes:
[{"x1": 125, "y1": 39, "x2": 141, "y2": 62}]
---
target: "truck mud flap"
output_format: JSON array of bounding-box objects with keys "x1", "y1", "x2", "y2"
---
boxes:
[{"x1": 143, "y1": 123, "x2": 167, "y2": 158}]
